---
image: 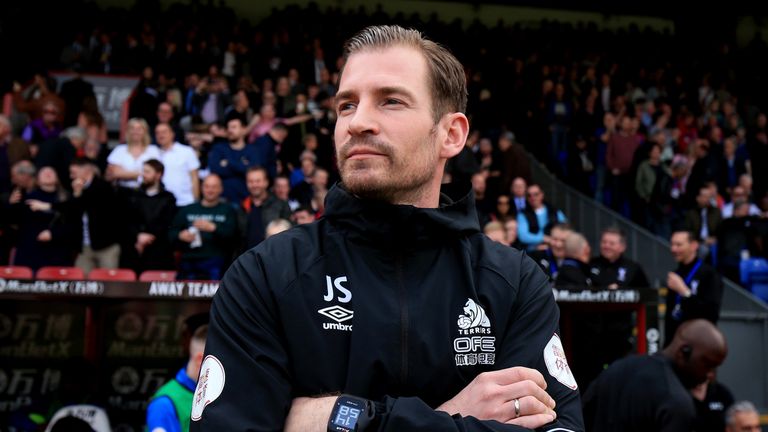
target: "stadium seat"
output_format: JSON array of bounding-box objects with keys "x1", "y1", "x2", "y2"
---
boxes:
[
  {"x1": 0, "y1": 266, "x2": 34, "y2": 279},
  {"x1": 88, "y1": 268, "x2": 137, "y2": 282},
  {"x1": 36, "y1": 266, "x2": 85, "y2": 281},
  {"x1": 139, "y1": 270, "x2": 177, "y2": 282},
  {"x1": 740, "y1": 258, "x2": 768, "y2": 303}
]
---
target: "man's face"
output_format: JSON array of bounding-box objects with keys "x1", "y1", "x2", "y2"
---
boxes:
[
  {"x1": 550, "y1": 228, "x2": 571, "y2": 260},
  {"x1": 37, "y1": 167, "x2": 58, "y2": 189},
  {"x1": 727, "y1": 412, "x2": 761, "y2": 432},
  {"x1": 670, "y1": 232, "x2": 697, "y2": 263},
  {"x1": 485, "y1": 227, "x2": 506, "y2": 245},
  {"x1": 227, "y1": 120, "x2": 245, "y2": 142},
  {"x1": 526, "y1": 186, "x2": 544, "y2": 208},
  {"x1": 42, "y1": 104, "x2": 59, "y2": 126},
  {"x1": 246, "y1": 170, "x2": 268, "y2": 198},
  {"x1": 157, "y1": 103, "x2": 174, "y2": 123},
  {"x1": 511, "y1": 178, "x2": 526, "y2": 198},
  {"x1": 471, "y1": 174, "x2": 486, "y2": 195},
  {"x1": 202, "y1": 177, "x2": 223, "y2": 202},
  {"x1": 141, "y1": 165, "x2": 161, "y2": 187},
  {"x1": 313, "y1": 170, "x2": 329, "y2": 189},
  {"x1": 273, "y1": 178, "x2": 290, "y2": 200},
  {"x1": 696, "y1": 188, "x2": 711, "y2": 208},
  {"x1": 294, "y1": 210, "x2": 314, "y2": 225},
  {"x1": 69, "y1": 164, "x2": 91, "y2": 183},
  {"x1": 677, "y1": 347, "x2": 726, "y2": 389},
  {"x1": 600, "y1": 232, "x2": 625, "y2": 262},
  {"x1": 155, "y1": 124, "x2": 173, "y2": 147},
  {"x1": 334, "y1": 46, "x2": 443, "y2": 203},
  {"x1": 504, "y1": 219, "x2": 518, "y2": 244}
]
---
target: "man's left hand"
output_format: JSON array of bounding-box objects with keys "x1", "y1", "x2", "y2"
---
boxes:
[
  {"x1": 193, "y1": 219, "x2": 217, "y2": 232},
  {"x1": 666, "y1": 272, "x2": 688, "y2": 295},
  {"x1": 285, "y1": 396, "x2": 335, "y2": 432}
]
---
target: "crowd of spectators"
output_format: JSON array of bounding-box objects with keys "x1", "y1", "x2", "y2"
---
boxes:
[
  {"x1": 1, "y1": 2, "x2": 768, "y2": 287},
  {"x1": 2, "y1": 3, "x2": 767, "y2": 431}
]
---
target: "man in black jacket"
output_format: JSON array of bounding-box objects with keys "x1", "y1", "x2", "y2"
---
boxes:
[
  {"x1": 124, "y1": 159, "x2": 177, "y2": 272},
  {"x1": 192, "y1": 25, "x2": 583, "y2": 432},
  {"x1": 587, "y1": 227, "x2": 651, "y2": 383},
  {"x1": 240, "y1": 166, "x2": 291, "y2": 249},
  {"x1": 666, "y1": 230, "x2": 724, "y2": 346},
  {"x1": 554, "y1": 232, "x2": 593, "y2": 289},
  {"x1": 64, "y1": 158, "x2": 123, "y2": 273},
  {"x1": 589, "y1": 227, "x2": 649, "y2": 290},
  {"x1": 583, "y1": 319, "x2": 727, "y2": 432}
]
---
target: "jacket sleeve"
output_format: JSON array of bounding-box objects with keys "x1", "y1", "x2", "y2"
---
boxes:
[
  {"x1": 190, "y1": 254, "x2": 293, "y2": 431},
  {"x1": 207, "y1": 146, "x2": 236, "y2": 177},
  {"x1": 490, "y1": 254, "x2": 585, "y2": 432},
  {"x1": 375, "y1": 397, "x2": 541, "y2": 431},
  {"x1": 517, "y1": 213, "x2": 544, "y2": 247},
  {"x1": 374, "y1": 254, "x2": 583, "y2": 432}
]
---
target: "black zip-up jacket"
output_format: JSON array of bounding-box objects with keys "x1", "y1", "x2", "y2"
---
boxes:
[{"x1": 192, "y1": 183, "x2": 584, "y2": 431}]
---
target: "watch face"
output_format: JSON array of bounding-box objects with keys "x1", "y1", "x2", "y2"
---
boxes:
[{"x1": 332, "y1": 405, "x2": 361, "y2": 428}]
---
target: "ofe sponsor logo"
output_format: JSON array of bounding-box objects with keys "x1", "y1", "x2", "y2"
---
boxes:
[{"x1": 454, "y1": 299, "x2": 496, "y2": 366}]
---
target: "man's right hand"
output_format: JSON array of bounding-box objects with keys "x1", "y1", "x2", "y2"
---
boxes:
[
  {"x1": 179, "y1": 230, "x2": 195, "y2": 243},
  {"x1": 72, "y1": 178, "x2": 85, "y2": 197},
  {"x1": 436, "y1": 367, "x2": 557, "y2": 429}
]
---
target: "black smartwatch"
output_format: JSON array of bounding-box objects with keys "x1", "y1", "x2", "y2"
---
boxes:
[{"x1": 327, "y1": 394, "x2": 378, "y2": 432}]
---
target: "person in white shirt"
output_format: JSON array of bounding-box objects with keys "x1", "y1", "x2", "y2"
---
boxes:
[
  {"x1": 155, "y1": 123, "x2": 200, "y2": 206},
  {"x1": 722, "y1": 186, "x2": 761, "y2": 218},
  {"x1": 107, "y1": 117, "x2": 160, "y2": 188}
]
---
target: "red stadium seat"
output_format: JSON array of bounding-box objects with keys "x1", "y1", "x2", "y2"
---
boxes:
[
  {"x1": 88, "y1": 268, "x2": 137, "y2": 282},
  {"x1": 36, "y1": 266, "x2": 85, "y2": 281},
  {"x1": 139, "y1": 270, "x2": 177, "y2": 282},
  {"x1": 0, "y1": 266, "x2": 34, "y2": 279}
]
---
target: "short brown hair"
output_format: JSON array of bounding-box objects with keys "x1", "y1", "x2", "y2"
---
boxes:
[
  {"x1": 143, "y1": 159, "x2": 165, "y2": 176},
  {"x1": 341, "y1": 25, "x2": 467, "y2": 122}
]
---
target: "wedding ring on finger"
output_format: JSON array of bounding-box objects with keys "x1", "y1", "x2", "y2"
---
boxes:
[{"x1": 513, "y1": 398, "x2": 521, "y2": 418}]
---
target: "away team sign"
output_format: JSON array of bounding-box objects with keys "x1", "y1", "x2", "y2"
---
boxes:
[{"x1": 0, "y1": 279, "x2": 218, "y2": 299}]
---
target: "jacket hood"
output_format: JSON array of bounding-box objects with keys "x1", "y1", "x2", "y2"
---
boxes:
[{"x1": 322, "y1": 182, "x2": 481, "y2": 247}]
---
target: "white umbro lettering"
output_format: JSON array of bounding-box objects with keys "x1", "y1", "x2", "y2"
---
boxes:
[
  {"x1": 324, "y1": 275, "x2": 351, "y2": 303},
  {"x1": 318, "y1": 305, "x2": 354, "y2": 332}
]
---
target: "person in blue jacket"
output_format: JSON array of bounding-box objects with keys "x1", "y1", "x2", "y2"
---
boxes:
[{"x1": 147, "y1": 318, "x2": 208, "y2": 432}]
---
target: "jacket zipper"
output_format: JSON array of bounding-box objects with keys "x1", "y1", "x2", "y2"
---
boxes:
[{"x1": 396, "y1": 253, "x2": 409, "y2": 385}]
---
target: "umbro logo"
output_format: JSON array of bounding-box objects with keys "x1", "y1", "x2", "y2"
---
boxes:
[
  {"x1": 319, "y1": 276, "x2": 354, "y2": 332},
  {"x1": 318, "y1": 305, "x2": 354, "y2": 323}
]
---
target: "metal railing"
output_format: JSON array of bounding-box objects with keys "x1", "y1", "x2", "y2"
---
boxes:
[{"x1": 529, "y1": 154, "x2": 768, "y2": 411}]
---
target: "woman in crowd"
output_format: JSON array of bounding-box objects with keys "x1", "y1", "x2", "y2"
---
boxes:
[{"x1": 106, "y1": 118, "x2": 160, "y2": 188}]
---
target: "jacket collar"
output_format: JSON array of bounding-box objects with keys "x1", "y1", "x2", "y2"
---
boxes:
[{"x1": 323, "y1": 182, "x2": 480, "y2": 247}]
